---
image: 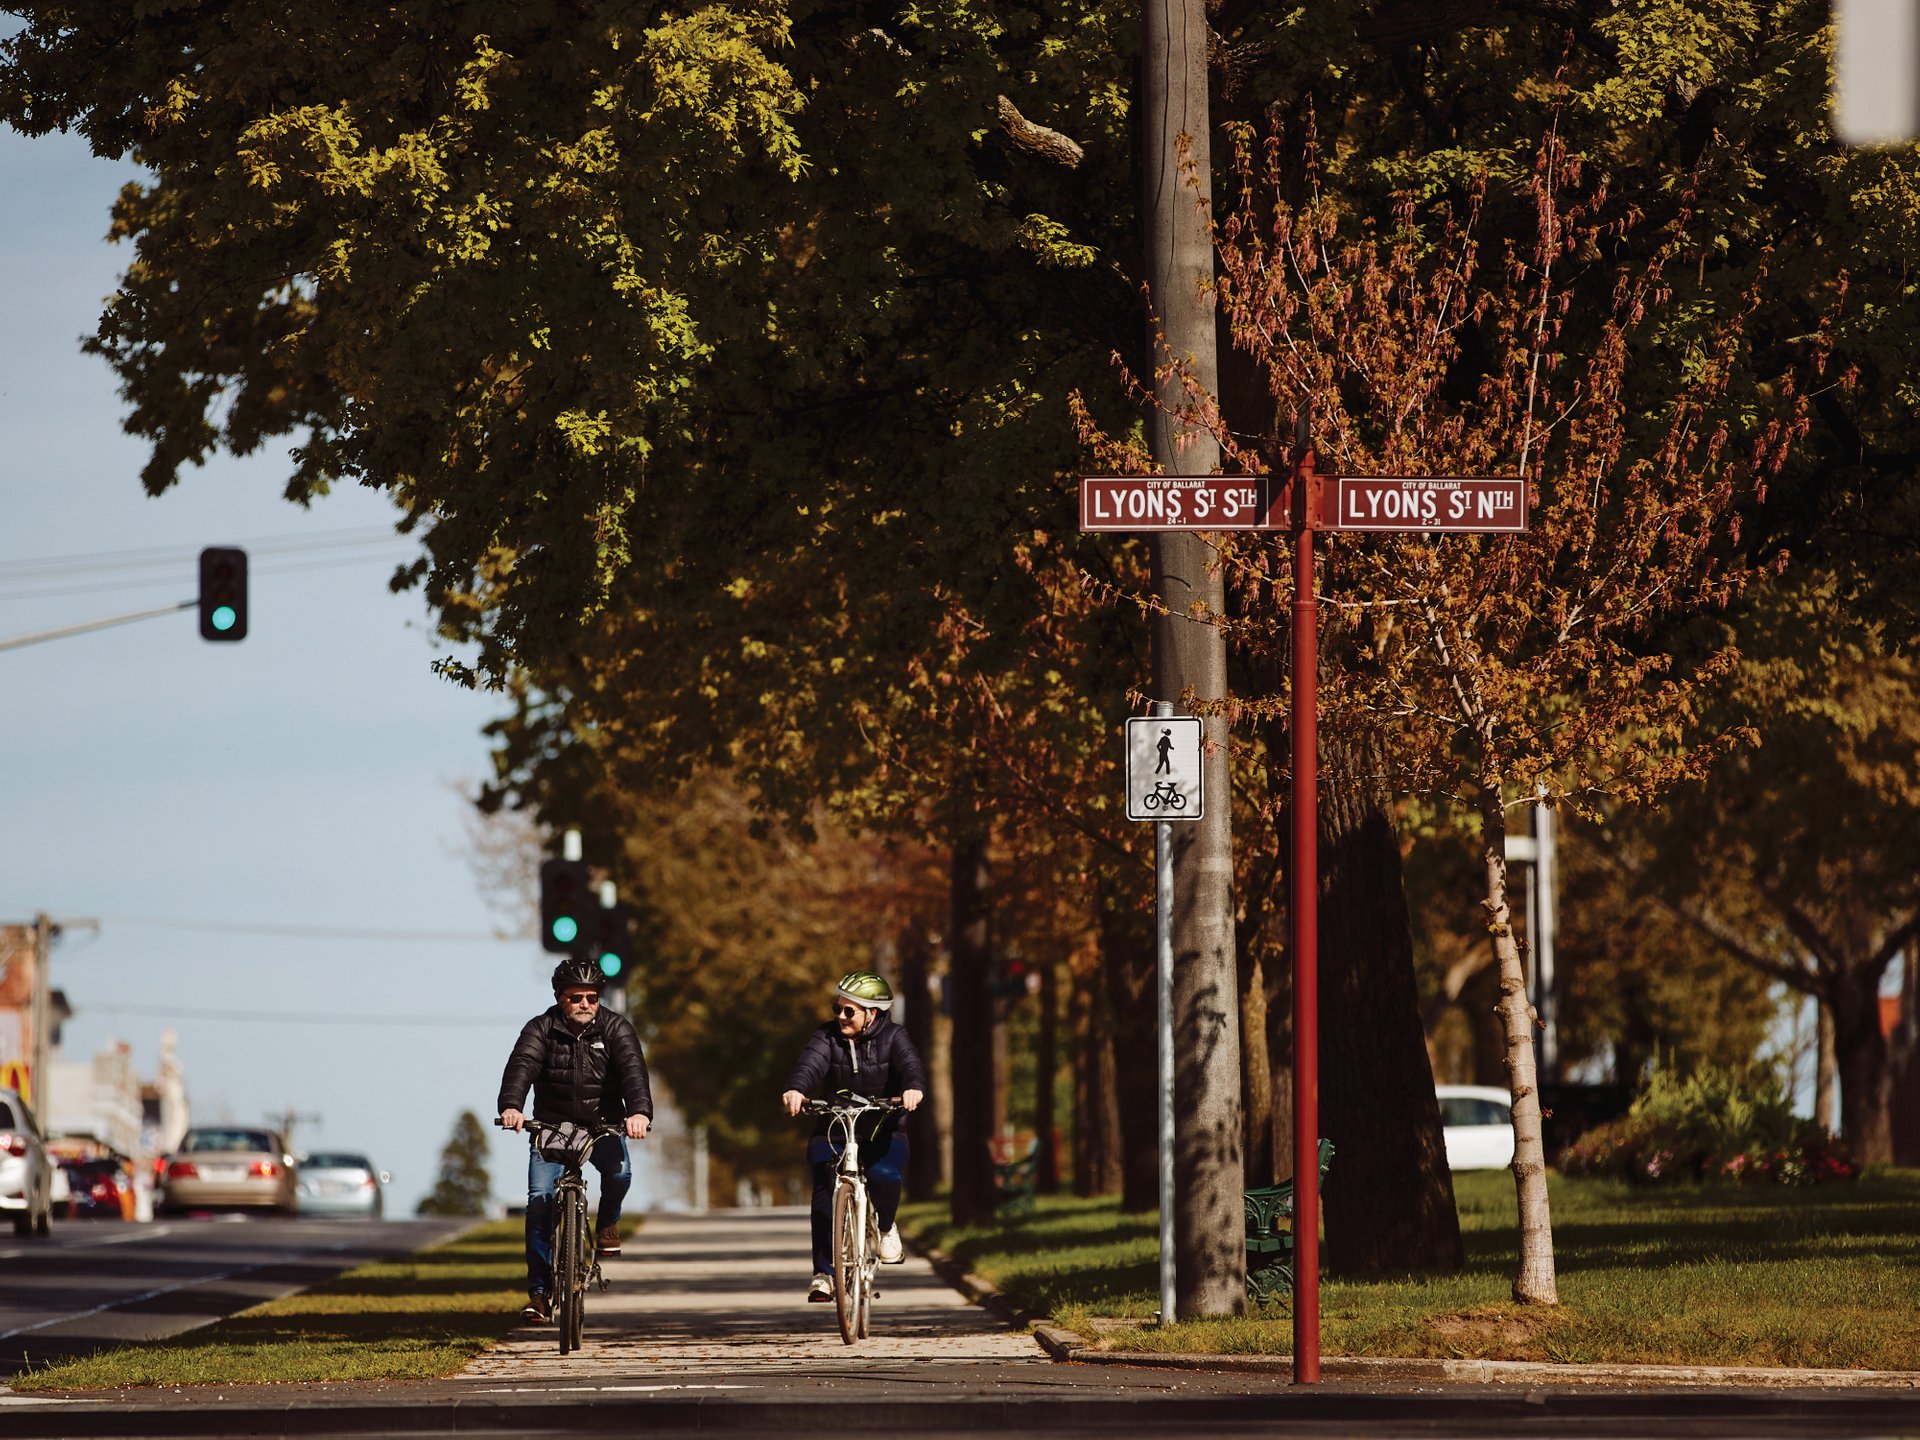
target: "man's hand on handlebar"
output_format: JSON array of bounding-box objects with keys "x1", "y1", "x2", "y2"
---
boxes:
[
  {"x1": 902, "y1": 1089, "x2": 924, "y2": 1113},
  {"x1": 626, "y1": 1113, "x2": 651, "y2": 1141},
  {"x1": 499, "y1": 1109, "x2": 527, "y2": 1133},
  {"x1": 781, "y1": 1089, "x2": 806, "y2": 1117}
]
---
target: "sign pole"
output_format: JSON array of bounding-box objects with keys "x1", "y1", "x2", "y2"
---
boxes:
[
  {"x1": 1152, "y1": 699, "x2": 1177, "y2": 1324},
  {"x1": 1289, "y1": 445, "x2": 1322, "y2": 1383}
]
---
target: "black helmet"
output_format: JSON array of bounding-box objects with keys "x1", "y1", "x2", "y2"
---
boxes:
[{"x1": 551, "y1": 957, "x2": 605, "y2": 994}]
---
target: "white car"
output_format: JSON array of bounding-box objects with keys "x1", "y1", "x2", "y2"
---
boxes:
[
  {"x1": 1436, "y1": 1084, "x2": 1516, "y2": 1171},
  {"x1": 0, "y1": 1086, "x2": 55, "y2": 1236}
]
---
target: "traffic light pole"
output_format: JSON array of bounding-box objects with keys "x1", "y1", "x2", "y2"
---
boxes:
[{"x1": 0, "y1": 600, "x2": 193, "y2": 654}]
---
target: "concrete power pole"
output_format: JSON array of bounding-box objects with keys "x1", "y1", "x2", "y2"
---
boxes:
[
  {"x1": 31, "y1": 914, "x2": 51, "y2": 1120},
  {"x1": 1141, "y1": 0, "x2": 1246, "y2": 1318}
]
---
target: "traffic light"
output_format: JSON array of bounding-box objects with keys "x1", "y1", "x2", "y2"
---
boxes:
[
  {"x1": 539, "y1": 859, "x2": 592, "y2": 954},
  {"x1": 589, "y1": 904, "x2": 632, "y2": 982},
  {"x1": 197, "y1": 547, "x2": 249, "y2": 641}
]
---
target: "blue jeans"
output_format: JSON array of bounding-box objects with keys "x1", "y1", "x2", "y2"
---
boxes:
[
  {"x1": 525, "y1": 1134, "x2": 631, "y2": 1295},
  {"x1": 808, "y1": 1132, "x2": 907, "y2": 1275}
]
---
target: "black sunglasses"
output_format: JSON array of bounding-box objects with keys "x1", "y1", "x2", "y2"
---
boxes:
[
  {"x1": 835, "y1": 1005, "x2": 862, "y2": 1019},
  {"x1": 561, "y1": 992, "x2": 601, "y2": 1005}
]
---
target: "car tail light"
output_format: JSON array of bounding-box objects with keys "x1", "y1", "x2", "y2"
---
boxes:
[
  {"x1": 0, "y1": 1135, "x2": 24, "y2": 1159},
  {"x1": 249, "y1": 1161, "x2": 280, "y2": 1178},
  {"x1": 167, "y1": 1160, "x2": 199, "y2": 1180},
  {"x1": 91, "y1": 1179, "x2": 116, "y2": 1202},
  {"x1": 361, "y1": 1174, "x2": 377, "y2": 1188}
]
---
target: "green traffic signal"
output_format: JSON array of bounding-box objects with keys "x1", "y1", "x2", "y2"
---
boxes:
[
  {"x1": 598, "y1": 953, "x2": 622, "y2": 979},
  {"x1": 552, "y1": 916, "x2": 579, "y2": 945},
  {"x1": 210, "y1": 605, "x2": 237, "y2": 632}
]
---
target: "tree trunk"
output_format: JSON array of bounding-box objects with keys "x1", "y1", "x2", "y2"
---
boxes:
[
  {"x1": 1037, "y1": 955, "x2": 1060, "y2": 1193},
  {"x1": 1141, "y1": 0, "x2": 1245, "y2": 1318},
  {"x1": 1892, "y1": 950, "x2": 1920, "y2": 1166},
  {"x1": 949, "y1": 833, "x2": 997, "y2": 1223},
  {"x1": 1479, "y1": 784, "x2": 1557, "y2": 1305},
  {"x1": 1099, "y1": 877, "x2": 1161, "y2": 1210},
  {"x1": 1816, "y1": 997, "x2": 1839, "y2": 1136},
  {"x1": 900, "y1": 922, "x2": 941, "y2": 1202},
  {"x1": 1317, "y1": 733, "x2": 1463, "y2": 1275},
  {"x1": 1238, "y1": 946, "x2": 1275, "y2": 1186},
  {"x1": 1832, "y1": 962, "x2": 1894, "y2": 1165},
  {"x1": 1078, "y1": 960, "x2": 1126, "y2": 1196}
]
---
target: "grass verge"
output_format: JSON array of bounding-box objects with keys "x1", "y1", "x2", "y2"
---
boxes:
[
  {"x1": 901, "y1": 1168, "x2": 1920, "y2": 1371},
  {"x1": 12, "y1": 1221, "x2": 526, "y2": 1391}
]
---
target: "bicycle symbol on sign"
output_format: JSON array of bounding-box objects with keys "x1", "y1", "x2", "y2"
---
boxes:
[{"x1": 1141, "y1": 781, "x2": 1187, "y2": 812}]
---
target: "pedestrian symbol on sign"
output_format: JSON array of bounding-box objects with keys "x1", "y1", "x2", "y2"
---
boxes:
[{"x1": 1126, "y1": 716, "x2": 1202, "y2": 822}]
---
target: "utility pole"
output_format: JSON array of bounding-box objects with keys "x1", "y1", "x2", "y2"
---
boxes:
[
  {"x1": 266, "y1": 1107, "x2": 322, "y2": 1151},
  {"x1": 31, "y1": 915, "x2": 51, "y2": 1119},
  {"x1": 1140, "y1": 0, "x2": 1246, "y2": 1318}
]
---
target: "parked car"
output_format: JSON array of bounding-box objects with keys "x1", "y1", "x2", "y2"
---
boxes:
[
  {"x1": 1436, "y1": 1084, "x2": 1517, "y2": 1171},
  {"x1": 295, "y1": 1152, "x2": 390, "y2": 1219},
  {"x1": 156, "y1": 1127, "x2": 298, "y2": 1215},
  {"x1": 60, "y1": 1155, "x2": 137, "y2": 1220},
  {"x1": 0, "y1": 1086, "x2": 54, "y2": 1236}
]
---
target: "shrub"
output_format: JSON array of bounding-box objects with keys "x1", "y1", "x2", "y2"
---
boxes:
[{"x1": 1558, "y1": 1062, "x2": 1857, "y2": 1185}]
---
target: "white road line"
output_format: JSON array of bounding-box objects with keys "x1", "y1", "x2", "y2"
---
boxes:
[{"x1": 0, "y1": 1225, "x2": 173, "y2": 1263}]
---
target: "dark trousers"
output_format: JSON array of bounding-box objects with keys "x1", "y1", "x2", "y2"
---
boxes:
[{"x1": 808, "y1": 1132, "x2": 907, "y2": 1274}]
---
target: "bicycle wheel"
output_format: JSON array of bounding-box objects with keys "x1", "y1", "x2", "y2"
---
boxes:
[
  {"x1": 569, "y1": 1195, "x2": 588, "y2": 1351},
  {"x1": 832, "y1": 1179, "x2": 864, "y2": 1345},
  {"x1": 856, "y1": 1213, "x2": 875, "y2": 1338},
  {"x1": 553, "y1": 1192, "x2": 578, "y2": 1356}
]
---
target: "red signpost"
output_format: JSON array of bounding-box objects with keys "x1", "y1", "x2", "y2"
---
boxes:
[{"x1": 1081, "y1": 442, "x2": 1528, "y2": 1385}]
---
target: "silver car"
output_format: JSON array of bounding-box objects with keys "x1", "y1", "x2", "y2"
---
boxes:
[
  {"x1": 0, "y1": 1086, "x2": 55, "y2": 1237},
  {"x1": 295, "y1": 1152, "x2": 389, "y2": 1218}
]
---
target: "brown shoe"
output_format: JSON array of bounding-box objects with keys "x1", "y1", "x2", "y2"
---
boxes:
[
  {"x1": 522, "y1": 1293, "x2": 552, "y2": 1322},
  {"x1": 596, "y1": 1226, "x2": 621, "y2": 1256}
]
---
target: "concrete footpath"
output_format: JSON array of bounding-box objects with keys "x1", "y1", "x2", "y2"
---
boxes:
[{"x1": 6, "y1": 1207, "x2": 1920, "y2": 1436}]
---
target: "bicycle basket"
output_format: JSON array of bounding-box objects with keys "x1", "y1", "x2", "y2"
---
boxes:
[{"x1": 537, "y1": 1121, "x2": 596, "y2": 1166}]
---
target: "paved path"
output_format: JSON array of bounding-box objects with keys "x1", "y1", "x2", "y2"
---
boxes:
[{"x1": 459, "y1": 1206, "x2": 1041, "y2": 1380}]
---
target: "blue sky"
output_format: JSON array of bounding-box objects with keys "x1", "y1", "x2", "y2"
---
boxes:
[{"x1": 0, "y1": 127, "x2": 634, "y2": 1214}]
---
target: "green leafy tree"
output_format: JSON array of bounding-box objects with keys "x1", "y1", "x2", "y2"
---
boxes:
[{"x1": 417, "y1": 1110, "x2": 492, "y2": 1217}]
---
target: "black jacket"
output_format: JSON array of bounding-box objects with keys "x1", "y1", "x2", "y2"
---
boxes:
[
  {"x1": 498, "y1": 1005, "x2": 654, "y2": 1127},
  {"x1": 784, "y1": 1013, "x2": 927, "y2": 1134}
]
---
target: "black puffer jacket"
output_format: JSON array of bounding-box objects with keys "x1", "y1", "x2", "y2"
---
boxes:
[
  {"x1": 498, "y1": 1005, "x2": 653, "y2": 1127},
  {"x1": 784, "y1": 1013, "x2": 927, "y2": 1135}
]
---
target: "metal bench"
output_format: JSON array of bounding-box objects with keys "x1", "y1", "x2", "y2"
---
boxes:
[{"x1": 1244, "y1": 1138, "x2": 1334, "y2": 1303}]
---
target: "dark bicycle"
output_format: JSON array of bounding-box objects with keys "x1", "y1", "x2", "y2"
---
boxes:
[
  {"x1": 798, "y1": 1094, "x2": 905, "y2": 1344},
  {"x1": 498, "y1": 1117, "x2": 621, "y2": 1354}
]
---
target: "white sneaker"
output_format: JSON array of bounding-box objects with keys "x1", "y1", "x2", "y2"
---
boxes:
[
  {"x1": 807, "y1": 1271, "x2": 834, "y2": 1302},
  {"x1": 878, "y1": 1224, "x2": 905, "y2": 1264}
]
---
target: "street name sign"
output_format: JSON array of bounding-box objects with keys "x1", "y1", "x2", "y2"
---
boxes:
[
  {"x1": 1328, "y1": 476, "x2": 1527, "y2": 533},
  {"x1": 1125, "y1": 716, "x2": 1203, "y2": 821},
  {"x1": 1080, "y1": 475, "x2": 1280, "y2": 532}
]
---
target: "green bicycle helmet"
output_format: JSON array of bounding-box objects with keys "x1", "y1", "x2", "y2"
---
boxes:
[{"x1": 834, "y1": 971, "x2": 894, "y2": 1011}]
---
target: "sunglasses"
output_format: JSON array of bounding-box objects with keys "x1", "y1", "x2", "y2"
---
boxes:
[
  {"x1": 562, "y1": 992, "x2": 601, "y2": 1005},
  {"x1": 835, "y1": 1005, "x2": 863, "y2": 1019}
]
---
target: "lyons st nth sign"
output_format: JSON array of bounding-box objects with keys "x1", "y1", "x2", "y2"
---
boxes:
[{"x1": 1079, "y1": 474, "x2": 1527, "y2": 534}]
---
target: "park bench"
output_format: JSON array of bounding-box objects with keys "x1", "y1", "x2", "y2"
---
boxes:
[
  {"x1": 1244, "y1": 1138, "x2": 1334, "y2": 1304},
  {"x1": 991, "y1": 1136, "x2": 1040, "y2": 1217}
]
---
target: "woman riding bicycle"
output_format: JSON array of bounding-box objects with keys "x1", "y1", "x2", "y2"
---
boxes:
[
  {"x1": 780, "y1": 971, "x2": 926, "y2": 1302},
  {"x1": 499, "y1": 957, "x2": 653, "y2": 1322}
]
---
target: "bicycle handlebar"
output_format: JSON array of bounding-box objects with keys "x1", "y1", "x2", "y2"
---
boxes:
[
  {"x1": 494, "y1": 1117, "x2": 625, "y2": 1138},
  {"x1": 797, "y1": 1095, "x2": 906, "y2": 1116}
]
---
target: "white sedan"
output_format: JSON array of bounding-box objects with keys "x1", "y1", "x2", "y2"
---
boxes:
[{"x1": 1436, "y1": 1085, "x2": 1516, "y2": 1171}]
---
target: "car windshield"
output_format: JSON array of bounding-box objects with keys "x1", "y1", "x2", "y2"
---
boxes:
[
  {"x1": 0, "y1": 1100, "x2": 17, "y2": 1130},
  {"x1": 1439, "y1": 1096, "x2": 1509, "y2": 1127},
  {"x1": 303, "y1": 1153, "x2": 370, "y2": 1170},
  {"x1": 183, "y1": 1129, "x2": 275, "y2": 1154}
]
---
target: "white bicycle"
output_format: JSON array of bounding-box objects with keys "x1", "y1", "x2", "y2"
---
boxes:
[{"x1": 800, "y1": 1094, "x2": 905, "y2": 1344}]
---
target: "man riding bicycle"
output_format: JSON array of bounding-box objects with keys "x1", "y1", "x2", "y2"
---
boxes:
[
  {"x1": 780, "y1": 971, "x2": 925, "y2": 1303},
  {"x1": 499, "y1": 958, "x2": 653, "y2": 1322}
]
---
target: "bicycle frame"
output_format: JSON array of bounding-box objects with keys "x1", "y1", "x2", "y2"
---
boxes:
[
  {"x1": 800, "y1": 1094, "x2": 903, "y2": 1345},
  {"x1": 504, "y1": 1119, "x2": 620, "y2": 1356}
]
